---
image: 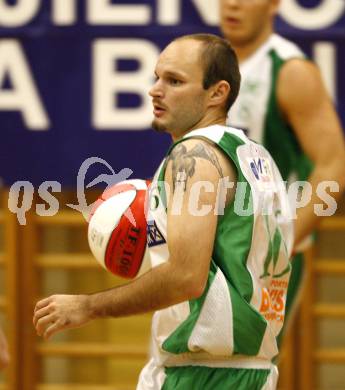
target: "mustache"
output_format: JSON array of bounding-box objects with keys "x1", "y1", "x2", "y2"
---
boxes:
[{"x1": 152, "y1": 100, "x2": 167, "y2": 110}]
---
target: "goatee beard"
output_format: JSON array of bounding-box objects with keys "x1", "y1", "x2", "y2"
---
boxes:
[{"x1": 152, "y1": 120, "x2": 167, "y2": 133}]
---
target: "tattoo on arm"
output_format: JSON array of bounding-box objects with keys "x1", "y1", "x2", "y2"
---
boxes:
[{"x1": 167, "y1": 142, "x2": 223, "y2": 192}]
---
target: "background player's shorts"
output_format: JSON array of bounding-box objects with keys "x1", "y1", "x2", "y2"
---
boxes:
[{"x1": 137, "y1": 359, "x2": 278, "y2": 390}]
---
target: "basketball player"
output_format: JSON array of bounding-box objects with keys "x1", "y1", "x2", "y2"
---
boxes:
[
  {"x1": 34, "y1": 34, "x2": 294, "y2": 389},
  {"x1": 220, "y1": 0, "x2": 345, "y2": 337}
]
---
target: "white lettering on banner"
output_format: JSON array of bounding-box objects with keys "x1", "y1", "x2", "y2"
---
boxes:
[
  {"x1": 52, "y1": 0, "x2": 77, "y2": 25},
  {"x1": 157, "y1": 0, "x2": 179, "y2": 25},
  {"x1": 92, "y1": 39, "x2": 159, "y2": 130},
  {"x1": 157, "y1": 0, "x2": 218, "y2": 25},
  {"x1": 0, "y1": 0, "x2": 40, "y2": 27},
  {"x1": 36, "y1": 181, "x2": 61, "y2": 217},
  {"x1": 315, "y1": 181, "x2": 339, "y2": 217},
  {"x1": 87, "y1": 0, "x2": 151, "y2": 25},
  {"x1": 0, "y1": 40, "x2": 50, "y2": 130},
  {"x1": 313, "y1": 42, "x2": 336, "y2": 102},
  {"x1": 0, "y1": 0, "x2": 343, "y2": 29},
  {"x1": 280, "y1": 0, "x2": 345, "y2": 30}
]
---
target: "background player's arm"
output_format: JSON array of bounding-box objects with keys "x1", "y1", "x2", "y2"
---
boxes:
[
  {"x1": 34, "y1": 139, "x2": 234, "y2": 339},
  {"x1": 277, "y1": 59, "x2": 345, "y2": 249}
]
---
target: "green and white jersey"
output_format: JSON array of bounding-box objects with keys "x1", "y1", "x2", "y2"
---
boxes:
[
  {"x1": 227, "y1": 34, "x2": 313, "y2": 182},
  {"x1": 143, "y1": 125, "x2": 293, "y2": 376}
]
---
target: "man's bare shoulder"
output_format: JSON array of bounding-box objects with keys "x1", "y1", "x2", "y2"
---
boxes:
[
  {"x1": 277, "y1": 58, "x2": 328, "y2": 114},
  {"x1": 167, "y1": 137, "x2": 236, "y2": 183}
]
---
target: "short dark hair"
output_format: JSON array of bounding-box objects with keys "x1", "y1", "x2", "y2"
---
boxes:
[{"x1": 175, "y1": 33, "x2": 241, "y2": 112}]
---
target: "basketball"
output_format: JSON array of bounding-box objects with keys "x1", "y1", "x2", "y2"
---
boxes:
[{"x1": 88, "y1": 179, "x2": 151, "y2": 279}]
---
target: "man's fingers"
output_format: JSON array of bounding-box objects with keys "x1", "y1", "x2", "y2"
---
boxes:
[
  {"x1": 35, "y1": 314, "x2": 57, "y2": 337},
  {"x1": 43, "y1": 321, "x2": 63, "y2": 340},
  {"x1": 33, "y1": 305, "x2": 53, "y2": 327},
  {"x1": 34, "y1": 296, "x2": 52, "y2": 312}
]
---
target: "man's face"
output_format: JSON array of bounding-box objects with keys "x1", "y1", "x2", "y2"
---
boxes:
[
  {"x1": 149, "y1": 39, "x2": 209, "y2": 138},
  {"x1": 220, "y1": 0, "x2": 279, "y2": 46}
]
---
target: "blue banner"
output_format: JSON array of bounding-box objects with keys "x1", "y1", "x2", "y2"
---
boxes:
[{"x1": 0, "y1": 0, "x2": 344, "y2": 187}]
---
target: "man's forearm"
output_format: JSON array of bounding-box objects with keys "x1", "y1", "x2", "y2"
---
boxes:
[
  {"x1": 294, "y1": 163, "x2": 345, "y2": 249},
  {"x1": 88, "y1": 261, "x2": 197, "y2": 320}
]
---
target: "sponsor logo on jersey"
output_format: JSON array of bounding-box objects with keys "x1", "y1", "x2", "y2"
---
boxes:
[
  {"x1": 248, "y1": 157, "x2": 274, "y2": 191},
  {"x1": 147, "y1": 220, "x2": 166, "y2": 247}
]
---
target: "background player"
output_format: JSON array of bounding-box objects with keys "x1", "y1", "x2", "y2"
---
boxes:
[{"x1": 220, "y1": 0, "x2": 345, "y2": 335}]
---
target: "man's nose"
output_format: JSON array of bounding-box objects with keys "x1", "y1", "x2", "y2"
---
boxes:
[
  {"x1": 149, "y1": 79, "x2": 164, "y2": 98},
  {"x1": 223, "y1": 0, "x2": 241, "y2": 8}
]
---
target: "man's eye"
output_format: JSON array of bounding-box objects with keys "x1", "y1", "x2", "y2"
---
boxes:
[{"x1": 169, "y1": 78, "x2": 182, "y2": 86}]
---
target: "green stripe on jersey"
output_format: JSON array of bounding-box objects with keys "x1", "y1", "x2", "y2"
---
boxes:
[
  {"x1": 216, "y1": 132, "x2": 267, "y2": 355},
  {"x1": 264, "y1": 50, "x2": 313, "y2": 181},
  {"x1": 162, "y1": 261, "x2": 218, "y2": 353}
]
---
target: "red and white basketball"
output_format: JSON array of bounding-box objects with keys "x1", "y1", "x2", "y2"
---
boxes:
[{"x1": 88, "y1": 179, "x2": 151, "y2": 279}]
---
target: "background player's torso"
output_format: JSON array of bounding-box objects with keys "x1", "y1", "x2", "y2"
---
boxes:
[{"x1": 227, "y1": 34, "x2": 312, "y2": 182}]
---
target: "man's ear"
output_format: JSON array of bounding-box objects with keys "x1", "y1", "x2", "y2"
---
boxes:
[{"x1": 208, "y1": 80, "x2": 230, "y2": 109}]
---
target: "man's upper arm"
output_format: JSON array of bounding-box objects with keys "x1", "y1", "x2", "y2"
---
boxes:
[
  {"x1": 277, "y1": 59, "x2": 345, "y2": 170},
  {"x1": 164, "y1": 139, "x2": 235, "y2": 297}
]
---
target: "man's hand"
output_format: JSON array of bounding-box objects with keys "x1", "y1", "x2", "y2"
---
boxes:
[{"x1": 33, "y1": 294, "x2": 92, "y2": 340}]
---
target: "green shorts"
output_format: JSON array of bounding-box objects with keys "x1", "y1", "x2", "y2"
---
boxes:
[
  {"x1": 137, "y1": 358, "x2": 278, "y2": 389},
  {"x1": 162, "y1": 365, "x2": 277, "y2": 390}
]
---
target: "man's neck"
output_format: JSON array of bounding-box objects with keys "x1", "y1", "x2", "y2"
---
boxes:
[
  {"x1": 171, "y1": 116, "x2": 226, "y2": 143},
  {"x1": 232, "y1": 27, "x2": 273, "y2": 63}
]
